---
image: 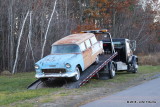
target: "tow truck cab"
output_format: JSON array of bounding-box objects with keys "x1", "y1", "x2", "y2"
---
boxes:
[
  {"x1": 103, "y1": 38, "x2": 136, "y2": 62},
  {"x1": 103, "y1": 38, "x2": 138, "y2": 72}
]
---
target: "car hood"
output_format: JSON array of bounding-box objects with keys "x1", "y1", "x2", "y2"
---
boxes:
[{"x1": 36, "y1": 54, "x2": 79, "y2": 68}]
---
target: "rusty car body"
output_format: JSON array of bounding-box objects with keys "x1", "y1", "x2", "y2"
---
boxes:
[{"x1": 35, "y1": 33, "x2": 103, "y2": 81}]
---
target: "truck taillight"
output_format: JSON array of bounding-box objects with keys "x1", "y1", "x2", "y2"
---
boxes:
[{"x1": 103, "y1": 44, "x2": 107, "y2": 47}]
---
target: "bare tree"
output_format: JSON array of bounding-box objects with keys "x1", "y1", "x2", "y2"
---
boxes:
[
  {"x1": 12, "y1": 11, "x2": 29, "y2": 74},
  {"x1": 28, "y1": 11, "x2": 35, "y2": 63},
  {"x1": 41, "y1": 0, "x2": 58, "y2": 58}
]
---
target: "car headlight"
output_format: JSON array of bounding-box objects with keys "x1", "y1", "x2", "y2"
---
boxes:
[
  {"x1": 35, "y1": 65, "x2": 39, "y2": 69},
  {"x1": 65, "y1": 63, "x2": 71, "y2": 68}
]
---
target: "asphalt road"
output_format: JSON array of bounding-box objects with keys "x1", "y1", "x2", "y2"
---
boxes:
[{"x1": 81, "y1": 77, "x2": 160, "y2": 107}]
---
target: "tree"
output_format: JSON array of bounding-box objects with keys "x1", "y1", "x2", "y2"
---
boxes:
[{"x1": 0, "y1": 0, "x2": 159, "y2": 73}]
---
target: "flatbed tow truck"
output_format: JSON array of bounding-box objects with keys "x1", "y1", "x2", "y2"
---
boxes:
[{"x1": 27, "y1": 30, "x2": 138, "y2": 89}]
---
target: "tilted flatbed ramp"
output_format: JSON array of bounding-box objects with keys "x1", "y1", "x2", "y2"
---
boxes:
[{"x1": 27, "y1": 52, "x2": 117, "y2": 89}]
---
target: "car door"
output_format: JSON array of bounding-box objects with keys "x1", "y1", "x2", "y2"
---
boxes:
[
  {"x1": 90, "y1": 36, "x2": 102, "y2": 63},
  {"x1": 81, "y1": 40, "x2": 92, "y2": 69}
]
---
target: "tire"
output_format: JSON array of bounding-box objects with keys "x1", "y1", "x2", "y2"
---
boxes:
[
  {"x1": 132, "y1": 61, "x2": 138, "y2": 73},
  {"x1": 109, "y1": 63, "x2": 116, "y2": 79},
  {"x1": 127, "y1": 60, "x2": 138, "y2": 73},
  {"x1": 71, "y1": 67, "x2": 80, "y2": 82},
  {"x1": 94, "y1": 55, "x2": 99, "y2": 64}
]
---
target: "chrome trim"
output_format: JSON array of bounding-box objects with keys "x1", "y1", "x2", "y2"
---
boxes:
[{"x1": 35, "y1": 72, "x2": 78, "y2": 78}]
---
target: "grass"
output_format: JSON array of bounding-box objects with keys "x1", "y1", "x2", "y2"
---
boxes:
[
  {"x1": 0, "y1": 72, "x2": 61, "y2": 106},
  {"x1": 0, "y1": 66, "x2": 160, "y2": 106}
]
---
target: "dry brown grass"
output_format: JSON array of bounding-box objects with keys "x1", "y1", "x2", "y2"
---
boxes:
[
  {"x1": 0, "y1": 70, "x2": 12, "y2": 75},
  {"x1": 138, "y1": 53, "x2": 160, "y2": 65}
]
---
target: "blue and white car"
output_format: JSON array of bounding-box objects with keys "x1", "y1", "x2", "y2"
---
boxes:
[{"x1": 35, "y1": 33, "x2": 103, "y2": 81}]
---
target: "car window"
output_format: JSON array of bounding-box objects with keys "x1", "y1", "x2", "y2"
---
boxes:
[
  {"x1": 51, "y1": 44, "x2": 81, "y2": 54},
  {"x1": 79, "y1": 42, "x2": 86, "y2": 51},
  {"x1": 90, "y1": 36, "x2": 97, "y2": 45},
  {"x1": 85, "y1": 39, "x2": 91, "y2": 48}
]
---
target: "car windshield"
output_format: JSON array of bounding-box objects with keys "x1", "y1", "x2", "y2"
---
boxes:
[{"x1": 51, "y1": 44, "x2": 81, "y2": 54}]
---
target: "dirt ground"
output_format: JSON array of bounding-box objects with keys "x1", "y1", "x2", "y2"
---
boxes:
[
  {"x1": 38, "y1": 73, "x2": 160, "y2": 107},
  {"x1": 6, "y1": 72, "x2": 160, "y2": 107}
]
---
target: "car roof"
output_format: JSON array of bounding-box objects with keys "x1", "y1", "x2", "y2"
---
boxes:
[{"x1": 52, "y1": 33, "x2": 95, "y2": 45}]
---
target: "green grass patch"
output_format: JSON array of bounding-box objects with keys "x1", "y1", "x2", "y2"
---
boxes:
[
  {"x1": 0, "y1": 72, "x2": 61, "y2": 106},
  {"x1": 0, "y1": 66, "x2": 160, "y2": 106}
]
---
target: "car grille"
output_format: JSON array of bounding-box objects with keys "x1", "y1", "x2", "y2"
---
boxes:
[{"x1": 42, "y1": 69, "x2": 66, "y2": 74}]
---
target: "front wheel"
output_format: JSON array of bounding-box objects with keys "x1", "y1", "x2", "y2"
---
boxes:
[
  {"x1": 71, "y1": 67, "x2": 80, "y2": 82},
  {"x1": 128, "y1": 60, "x2": 138, "y2": 73},
  {"x1": 132, "y1": 61, "x2": 138, "y2": 73}
]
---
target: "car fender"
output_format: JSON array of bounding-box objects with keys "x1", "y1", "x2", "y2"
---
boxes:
[{"x1": 66, "y1": 54, "x2": 85, "y2": 72}]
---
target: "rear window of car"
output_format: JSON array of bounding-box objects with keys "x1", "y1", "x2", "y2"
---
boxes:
[
  {"x1": 85, "y1": 39, "x2": 91, "y2": 48},
  {"x1": 90, "y1": 36, "x2": 97, "y2": 45},
  {"x1": 79, "y1": 42, "x2": 86, "y2": 51},
  {"x1": 51, "y1": 44, "x2": 81, "y2": 54}
]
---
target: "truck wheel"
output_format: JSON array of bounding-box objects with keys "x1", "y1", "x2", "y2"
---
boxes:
[
  {"x1": 132, "y1": 61, "x2": 138, "y2": 73},
  {"x1": 128, "y1": 60, "x2": 138, "y2": 73},
  {"x1": 95, "y1": 55, "x2": 99, "y2": 64},
  {"x1": 72, "y1": 67, "x2": 80, "y2": 82},
  {"x1": 109, "y1": 63, "x2": 116, "y2": 79}
]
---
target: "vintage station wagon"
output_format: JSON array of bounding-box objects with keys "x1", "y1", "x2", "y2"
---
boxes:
[{"x1": 35, "y1": 33, "x2": 103, "y2": 81}]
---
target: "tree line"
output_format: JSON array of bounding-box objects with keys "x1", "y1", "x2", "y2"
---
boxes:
[{"x1": 0, "y1": 0, "x2": 159, "y2": 73}]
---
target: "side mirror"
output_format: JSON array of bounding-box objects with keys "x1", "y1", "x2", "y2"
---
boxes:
[{"x1": 130, "y1": 40, "x2": 136, "y2": 51}]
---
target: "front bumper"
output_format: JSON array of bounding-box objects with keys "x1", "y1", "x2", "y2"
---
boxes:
[{"x1": 35, "y1": 71, "x2": 77, "y2": 78}]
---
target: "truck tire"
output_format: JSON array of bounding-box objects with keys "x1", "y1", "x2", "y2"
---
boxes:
[
  {"x1": 127, "y1": 59, "x2": 138, "y2": 73},
  {"x1": 132, "y1": 60, "x2": 138, "y2": 73},
  {"x1": 71, "y1": 67, "x2": 80, "y2": 82},
  {"x1": 109, "y1": 62, "x2": 116, "y2": 79}
]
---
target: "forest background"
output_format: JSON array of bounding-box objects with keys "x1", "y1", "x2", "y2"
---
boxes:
[{"x1": 0, "y1": 0, "x2": 160, "y2": 74}]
